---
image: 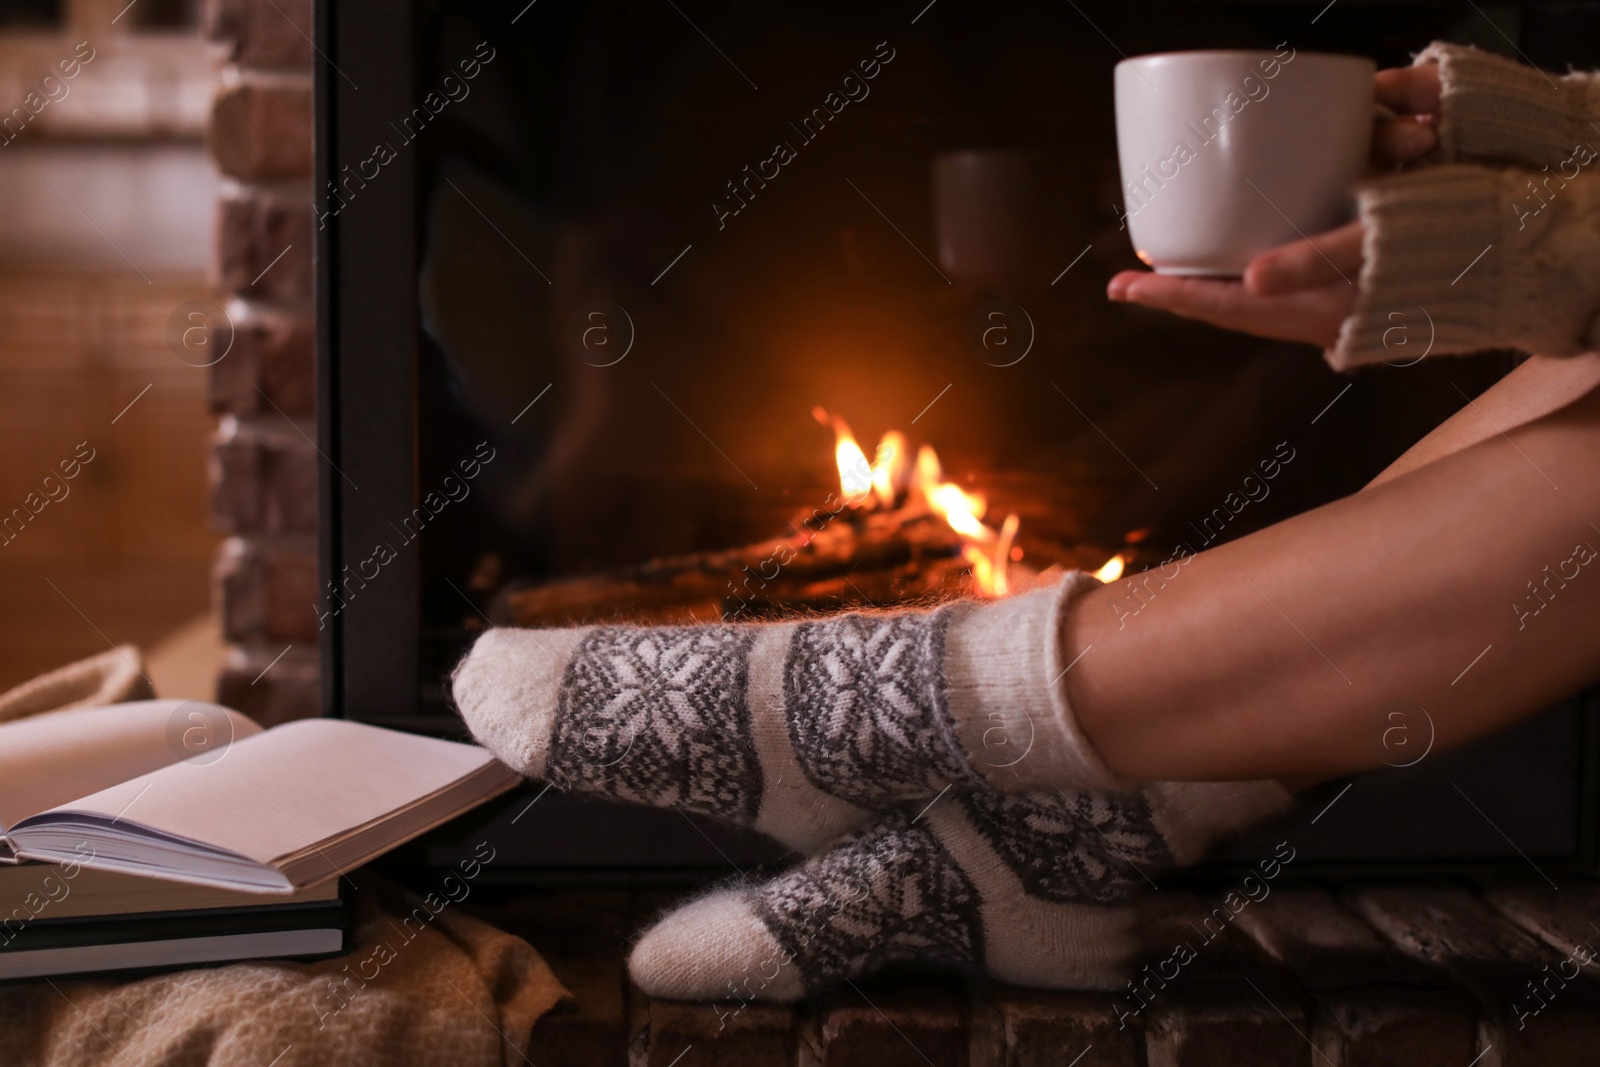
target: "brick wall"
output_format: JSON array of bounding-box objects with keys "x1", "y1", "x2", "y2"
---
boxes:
[{"x1": 204, "y1": 0, "x2": 320, "y2": 725}]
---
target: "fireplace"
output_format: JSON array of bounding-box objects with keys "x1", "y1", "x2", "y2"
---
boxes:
[{"x1": 316, "y1": 0, "x2": 1600, "y2": 879}]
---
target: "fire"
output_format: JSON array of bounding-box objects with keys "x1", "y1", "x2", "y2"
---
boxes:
[
  {"x1": 815, "y1": 411, "x2": 1018, "y2": 596},
  {"x1": 927, "y1": 484, "x2": 990, "y2": 540},
  {"x1": 816, "y1": 411, "x2": 1125, "y2": 598},
  {"x1": 819, "y1": 413, "x2": 874, "y2": 501},
  {"x1": 962, "y1": 512, "x2": 1020, "y2": 597},
  {"x1": 1092, "y1": 553, "x2": 1128, "y2": 584},
  {"x1": 871, "y1": 432, "x2": 909, "y2": 505}
]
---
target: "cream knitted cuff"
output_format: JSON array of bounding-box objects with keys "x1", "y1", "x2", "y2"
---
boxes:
[
  {"x1": 1329, "y1": 163, "x2": 1600, "y2": 368},
  {"x1": 1417, "y1": 42, "x2": 1600, "y2": 169},
  {"x1": 1144, "y1": 779, "x2": 1296, "y2": 866},
  {"x1": 945, "y1": 571, "x2": 1124, "y2": 793}
]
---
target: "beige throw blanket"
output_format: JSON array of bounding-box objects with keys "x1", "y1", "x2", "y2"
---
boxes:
[{"x1": 0, "y1": 649, "x2": 569, "y2": 1067}]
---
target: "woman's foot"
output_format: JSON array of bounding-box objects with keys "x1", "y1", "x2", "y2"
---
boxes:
[
  {"x1": 451, "y1": 575, "x2": 1116, "y2": 851},
  {"x1": 627, "y1": 780, "x2": 1292, "y2": 999}
]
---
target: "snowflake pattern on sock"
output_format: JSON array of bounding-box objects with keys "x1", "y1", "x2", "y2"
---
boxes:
[
  {"x1": 749, "y1": 812, "x2": 984, "y2": 992},
  {"x1": 782, "y1": 606, "x2": 975, "y2": 808},
  {"x1": 546, "y1": 626, "x2": 764, "y2": 823},
  {"x1": 960, "y1": 787, "x2": 1173, "y2": 905}
]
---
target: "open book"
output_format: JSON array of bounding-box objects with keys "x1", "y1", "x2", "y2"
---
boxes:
[{"x1": 0, "y1": 700, "x2": 518, "y2": 894}]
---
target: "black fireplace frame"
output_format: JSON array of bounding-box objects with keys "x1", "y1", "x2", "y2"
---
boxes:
[{"x1": 315, "y1": 0, "x2": 1600, "y2": 882}]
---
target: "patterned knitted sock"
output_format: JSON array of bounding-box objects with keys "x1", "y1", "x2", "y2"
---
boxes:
[
  {"x1": 451, "y1": 573, "x2": 1117, "y2": 852},
  {"x1": 628, "y1": 779, "x2": 1293, "y2": 1000}
]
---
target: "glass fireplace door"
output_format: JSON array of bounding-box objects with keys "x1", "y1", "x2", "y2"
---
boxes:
[{"x1": 320, "y1": 0, "x2": 1600, "y2": 878}]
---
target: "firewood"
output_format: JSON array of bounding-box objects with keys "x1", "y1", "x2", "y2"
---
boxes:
[
  {"x1": 495, "y1": 502, "x2": 970, "y2": 626},
  {"x1": 489, "y1": 498, "x2": 1116, "y2": 628}
]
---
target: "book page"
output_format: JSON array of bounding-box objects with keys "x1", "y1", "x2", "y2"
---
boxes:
[
  {"x1": 18, "y1": 719, "x2": 502, "y2": 868},
  {"x1": 0, "y1": 701, "x2": 260, "y2": 832}
]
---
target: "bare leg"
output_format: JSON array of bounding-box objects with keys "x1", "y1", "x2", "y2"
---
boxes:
[{"x1": 1066, "y1": 353, "x2": 1600, "y2": 782}]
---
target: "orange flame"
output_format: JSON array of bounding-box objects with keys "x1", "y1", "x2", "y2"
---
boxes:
[
  {"x1": 817, "y1": 412, "x2": 1020, "y2": 597},
  {"x1": 913, "y1": 443, "x2": 942, "y2": 489},
  {"x1": 925, "y1": 483, "x2": 990, "y2": 540},
  {"x1": 871, "y1": 432, "x2": 909, "y2": 506},
  {"x1": 814, "y1": 407, "x2": 874, "y2": 502},
  {"x1": 989, "y1": 512, "x2": 1020, "y2": 596},
  {"x1": 1093, "y1": 553, "x2": 1128, "y2": 584},
  {"x1": 910, "y1": 444, "x2": 992, "y2": 541}
]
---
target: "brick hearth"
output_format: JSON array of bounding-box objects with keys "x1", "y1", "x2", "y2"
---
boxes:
[{"x1": 473, "y1": 881, "x2": 1600, "y2": 1066}]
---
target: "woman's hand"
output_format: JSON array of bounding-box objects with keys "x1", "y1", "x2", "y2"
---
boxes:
[
  {"x1": 1107, "y1": 222, "x2": 1363, "y2": 349},
  {"x1": 1105, "y1": 61, "x2": 1444, "y2": 347}
]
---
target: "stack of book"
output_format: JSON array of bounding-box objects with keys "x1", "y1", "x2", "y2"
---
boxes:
[{"x1": 0, "y1": 700, "x2": 518, "y2": 981}]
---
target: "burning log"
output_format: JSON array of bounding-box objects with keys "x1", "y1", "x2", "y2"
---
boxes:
[{"x1": 496, "y1": 501, "x2": 972, "y2": 626}]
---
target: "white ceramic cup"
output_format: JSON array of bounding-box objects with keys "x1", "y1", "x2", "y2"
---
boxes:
[{"x1": 1114, "y1": 48, "x2": 1375, "y2": 276}]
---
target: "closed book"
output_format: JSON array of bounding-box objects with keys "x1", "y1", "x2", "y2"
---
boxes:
[{"x1": 0, "y1": 898, "x2": 348, "y2": 982}]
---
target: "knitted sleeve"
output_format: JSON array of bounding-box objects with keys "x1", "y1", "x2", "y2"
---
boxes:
[
  {"x1": 1416, "y1": 42, "x2": 1600, "y2": 168},
  {"x1": 1327, "y1": 162, "x2": 1600, "y2": 370}
]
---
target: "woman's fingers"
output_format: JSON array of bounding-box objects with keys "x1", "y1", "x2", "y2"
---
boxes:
[
  {"x1": 1374, "y1": 115, "x2": 1438, "y2": 164},
  {"x1": 1243, "y1": 221, "x2": 1365, "y2": 297},
  {"x1": 1106, "y1": 271, "x2": 1353, "y2": 349},
  {"x1": 1374, "y1": 64, "x2": 1442, "y2": 117}
]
